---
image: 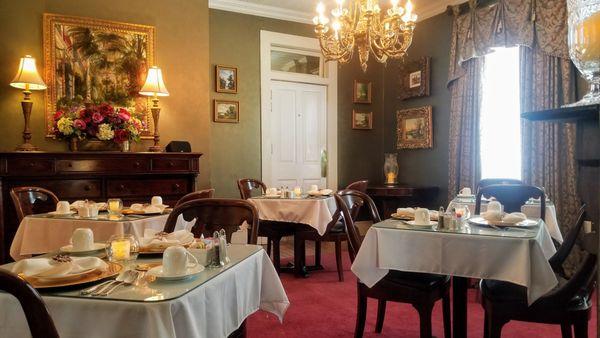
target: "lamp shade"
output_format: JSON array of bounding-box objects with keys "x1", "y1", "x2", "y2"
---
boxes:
[
  {"x1": 10, "y1": 55, "x2": 47, "y2": 90},
  {"x1": 139, "y1": 66, "x2": 169, "y2": 97}
]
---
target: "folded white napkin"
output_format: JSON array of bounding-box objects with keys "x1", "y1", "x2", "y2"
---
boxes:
[
  {"x1": 12, "y1": 257, "x2": 107, "y2": 278},
  {"x1": 396, "y1": 208, "x2": 415, "y2": 216},
  {"x1": 141, "y1": 229, "x2": 194, "y2": 249},
  {"x1": 131, "y1": 203, "x2": 165, "y2": 213},
  {"x1": 502, "y1": 212, "x2": 527, "y2": 224},
  {"x1": 319, "y1": 189, "x2": 333, "y2": 196},
  {"x1": 70, "y1": 201, "x2": 107, "y2": 211},
  {"x1": 482, "y1": 210, "x2": 503, "y2": 222}
]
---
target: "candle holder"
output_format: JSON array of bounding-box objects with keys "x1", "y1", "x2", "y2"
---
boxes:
[
  {"x1": 383, "y1": 153, "x2": 399, "y2": 186},
  {"x1": 106, "y1": 234, "x2": 139, "y2": 262},
  {"x1": 107, "y1": 198, "x2": 123, "y2": 216}
]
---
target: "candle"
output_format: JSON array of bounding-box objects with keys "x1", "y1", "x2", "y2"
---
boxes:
[
  {"x1": 111, "y1": 239, "x2": 131, "y2": 261},
  {"x1": 294, "y1": 186, "x2": 302, "y2": 196},
  {"x1": 574, "y1": 11, "x2": 600, "y2": 62},
  {"x1": 108, "y1": 198, "x2": 122, "y2": 215},
  {"x1": 386, "y1": 172, "x2": 396, "y2": 184}
]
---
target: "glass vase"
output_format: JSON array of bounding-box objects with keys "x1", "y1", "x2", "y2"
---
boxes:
[
  {"x1": 566, "y1": 0, "x2": 600, "y2": 106},
  {"x1": 383, "y1": 153, "x2": 399, "y2": 186}
]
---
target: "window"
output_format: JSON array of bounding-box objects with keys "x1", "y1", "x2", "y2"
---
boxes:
[
  {"x1": 270, "y1": 47, "x2": 322, "y2": 76},
  {"x1": 479, "y1": 47, "x2": 521, "y2": 180}
]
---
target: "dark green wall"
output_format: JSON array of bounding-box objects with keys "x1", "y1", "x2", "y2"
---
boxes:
[{"x1": 383, "y1": 13, "x2": 453, "y2": 207}]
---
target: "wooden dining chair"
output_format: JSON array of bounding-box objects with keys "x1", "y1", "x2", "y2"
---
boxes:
[
  {"x1": 476, "y1": 178, "x2": 523, "y2": 193},
  {"x1": 163, "y1": 198, "x2": 259, "y2": 244},
  {"x1": 10, "y1": 187, "x2": 59, "y2": 223},
  {"x1": 549, "y1": 204, "x2": 587, "y2": 277},
  {"x1": 0, "y1": 269, "x2": 59, "y2": 338},
  {"x1": 237, "y1": 178, "x2": 294, "y2": 271},
  {"x1": 175, "y1": 188, "x2": 215, "y2": 207},
  {"x1": 335, "y1": 190, "x2": 451, "y2": 338},
  {"x1": 481, "y1": 251, "x2": 596, "y2": 338},
  {"x1": 346, "y1": 180, "x2": 369, "y2": 193},
  {"x1": 475, "y1": 184, "x2": 546, "y2": 219}
]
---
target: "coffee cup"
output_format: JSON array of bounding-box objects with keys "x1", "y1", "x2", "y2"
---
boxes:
[
  {"x1": 459, "y1": 187, "x2": 472, "y2": 196},
  {"x1": 72, "y1": 228, "x2": 94, "y2": 251},
  {"x1": 56, "y1": 201, "x2": 71, "y2": 214},
  {"x1": 414, "y1": 208, "x2": 430, "y2": 225},
  {"x1": 151, "y1": 196, "x2": 163, "y2": 206},
  {"x1": 309, "y1": 184, "x2": 319, "y2": 192},
  {"x1": 163, "y1": 246, "x2": 198, "y2": 276}
]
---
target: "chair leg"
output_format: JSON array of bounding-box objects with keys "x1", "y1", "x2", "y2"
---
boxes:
[
  {"x1": 375, "y1": 300, "x2": 386, "y2": 333},
  {"x1": 355, "y1": 285, "x2": 367, "y2": 338},
  {"x1": 415, "y1": 303, "x2": 433, "y2": 338},
  {"x1": 486, "y1": 314, "x2": 505, "y2": 338},
  {"x1": 442, "y1": 293, "x2": 451, "y2": 338},
  {"x1": 348, "y1": 241, "x2": 355, "y2": 262},
  {"x1": 315, "y1": 240, "x2": 322, "y2": 266},
  {"x1": 335, "y1": 238, "x2": 344, "y2": 282},
  {"x1": 272, "y1": 237, "x2": 281, "y2": 273},
  {"x1": 266, "y1": 238, "x2": 272, "y2": 257},
  {"x1": 573, "y1": 320, "x2": 588, "y2": 338},
  {"x1": 561, "y1": 323, "x2": 573, "y2": 338}
]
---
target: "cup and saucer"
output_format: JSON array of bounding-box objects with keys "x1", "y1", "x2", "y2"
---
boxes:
[
  {"x1": 60, "y1": 228, "x2": 107, "y2": 255},
  {"x1": 456, "y1": 187, "x2": 474, "y2": 198},
  {"x1": 147, "y1": 246, "x2": 205, "y2": 281},
  {"x1": 405, "y1": 208, "x2": 438, "y2": 228},
  {"x1": 48, "y1": 201, "x2": 76, "y2": 216}
]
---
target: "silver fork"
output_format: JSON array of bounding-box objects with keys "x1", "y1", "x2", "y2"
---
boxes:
[
  {"x1": 91, "y1": 270, "x2": 133, "y2": 296},
  {"x1": 96, "y1": 270, "x2": 138, "y2": 296},
  {"x1": 80, "y1": 280, "x2": 114, "y2": 295}
]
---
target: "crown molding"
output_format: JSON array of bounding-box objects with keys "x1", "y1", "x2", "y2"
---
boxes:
[{"x1": 208, "y1": 0, "x2": 314, "y2": 25}]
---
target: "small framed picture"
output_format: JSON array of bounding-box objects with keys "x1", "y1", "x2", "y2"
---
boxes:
[
  {"x1": 396, "y1": 106, "x2": 432, "y2": 149},
  {"x1": 352, "y1": 110, "x2": 373, "y2": 130},
  {"x1": 398, "y1": 57, "x2": 430, "y2": 100},
  {"x1": 215, "y1": 65, "x2": 238, "y2": 93},
  {"x1": 353, "y1": 80, "x2": 372, "y2": 104},
  {"x1": 214, "y1": 100, "x2": 239, "y2": 123}
]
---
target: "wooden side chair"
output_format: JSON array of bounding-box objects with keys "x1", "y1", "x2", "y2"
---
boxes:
[
  {"x1": 335, "y1": 190, "x2": 451, "y2": 338},
  {"x1": 476, "y1": 178, "x2": 523, "y2": 193},
  {"x1": 346, "y1": 180, "x2": 369, "y2": 193},
  {"x1": 0, "y1": 269, "x2": 59, "y2": 338},
  {"x1": 10, "y1": 187, "x2": 59, "y2": 223},
  {"x1": 237, "y1": 179, "x2": 295, "y2": 271},
  {"x1": 164, "y1": 198, "x2": 259, "y2": 244},
  {"x1": 175, "y1": 188, "x2": 215, "y2": 207},
  {"x1": 549, "y1": 204, "x2": 587, "y2": 277},
  {"x1": 475, "y1": 184, "x2": 545, "y2": 219}
]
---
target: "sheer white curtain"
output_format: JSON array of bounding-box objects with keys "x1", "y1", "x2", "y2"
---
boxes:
[{"x1": 479, "y1": 47, "x2": 521, "y2": 180}]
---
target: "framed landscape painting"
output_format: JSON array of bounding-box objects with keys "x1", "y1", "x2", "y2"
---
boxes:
[
  {"x1": 352, "y1": 110, "x2": 373, "y2": 130},
  {"x1": 353, "y1": 80, "x2": 372, "y2": 104},
  {"x1": 214, "y1": 100, "x2": 239, "y2": 123},
  {"x1": 43, "y1": 13, "x2": 155, "y2": 137},
  {"x1": 215, "y1": 65, "x2": 238, "y2": 93},
  {"x1": 396, "y1": 106, "x2": 432, "y2": 149}
]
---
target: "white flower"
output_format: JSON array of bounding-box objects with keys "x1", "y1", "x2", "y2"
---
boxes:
[
  {"x1": 57, "y1": 117, "x2": 74, "y2": 135},
  {"x1": 97, "y1": 123, "x2": 114, "y2": 140}
]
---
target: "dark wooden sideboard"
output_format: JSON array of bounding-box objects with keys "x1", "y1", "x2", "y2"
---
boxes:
[
  {"x1": 367, "y1": 184, "x2": 440, "y2": 219},
  {"x1": 0, "y1": 152, "x2": 202, "y2": 263}
]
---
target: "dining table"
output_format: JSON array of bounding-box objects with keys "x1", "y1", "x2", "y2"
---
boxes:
[
  {"x1": 0, "y1": 244, "x2": 289, "y2": 338},
  {"x1": 248, "y1": 195, "x2": 337, "y2": 276},
  {"x1": 10, "y1": 212, "x2": 191, "y2": 261},
  {"x1": 351, "y1": 217, "x2": 557, "y2": 338}
]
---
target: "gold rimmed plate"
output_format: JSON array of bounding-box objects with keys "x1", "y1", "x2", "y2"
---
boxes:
[
  {"x1": 468, "y1": 216, "x2": 539, "y2": 228},
  {"x1": 20, "y1": 262, "x2": 123, "y2": 289}
]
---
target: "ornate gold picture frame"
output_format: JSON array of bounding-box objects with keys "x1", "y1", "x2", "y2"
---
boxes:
[
  {"x1": 215, "y1": 65, "x2": 238, "y2": 93},
  {"x1": 352, "y1": 110, "x2": 373, "y2": 130},
  {"x1": 214, "y1": 100, "x2": 239, "y2": 123},
  {"x1": 43, "y1": 13, "x2": 155, "y2": 137},
  {"x1": 396, "y1": 106, "x2": 432, "y2": 149},
  {"x1": 353, "y1": 80, "x2": 372, "y2": 104}
]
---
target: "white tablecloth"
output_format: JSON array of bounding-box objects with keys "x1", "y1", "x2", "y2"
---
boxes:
[
  {"x1": 0, "y1": 247, "x2": 289, "y2": 338},
  {"x1": 351, "y1": 220, "x2": 558, "y2": 304},
  {"x1": 448, "y1": 199, "x2": 563, "y2": 243},
  {"x1": 249, "y1": 197, "x2": 337, "y2": 235},
  {"x1": 10, "y1": 214, "x2": 190, "y2": 261}
]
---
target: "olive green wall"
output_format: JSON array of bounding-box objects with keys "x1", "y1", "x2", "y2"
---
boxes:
[{"x1": 0, "y1": 0, "x2": 211, "y2": 188}]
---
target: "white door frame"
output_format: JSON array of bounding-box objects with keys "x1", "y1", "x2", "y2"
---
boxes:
[{"x1": 260, "y1": 30, "x2": 338, "y2": 189}]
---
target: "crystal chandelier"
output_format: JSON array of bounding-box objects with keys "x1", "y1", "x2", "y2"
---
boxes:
[{"x1": 313, "y1": 0, "x2": 418, "y2": 72}]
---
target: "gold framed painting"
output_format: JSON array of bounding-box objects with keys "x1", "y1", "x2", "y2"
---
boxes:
[
  {"x1": 396, "y1": 106, "x2": 433, "y2": 149},
  {"x1": 215, "y1": 65, "x2": 238, "y2": 93},
  {"x1": 352, "y1": 110, "x2": 373, "y2": 130},
  {"x1": 353, "y1": 80, "x2": 372, "y2": 104},
  {"x1": 214, "y1": 100, "x2": 239, "y2": 123},
  {"x1": 43, "y1": 13, "x2": 155, "y2": 137}
]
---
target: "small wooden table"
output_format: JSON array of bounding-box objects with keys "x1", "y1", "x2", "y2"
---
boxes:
[{"x1": 366, "y1": 184, "x2": 439, "y2": 219}]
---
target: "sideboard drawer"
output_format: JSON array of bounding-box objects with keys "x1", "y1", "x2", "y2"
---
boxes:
[
  {"x1": 7, "y1": 159, "x2": 54, "y2": 176},
  {"x1": 56, "y1": 159, "x2": 150, "y2": 173},
  {"x1": 107, "y1": 179, "x2": 189, "y2": 197},
  {"x1": 151, "y1": 158, "x2": 191, "y2": 171},
  {"x1": 42, "y1": 180, "x2": 103, "y2": 199}
]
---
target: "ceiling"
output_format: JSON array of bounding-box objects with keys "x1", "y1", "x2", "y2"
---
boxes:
[{"x1": 209, "y1": 0, "x2": 464, "y2": 24}]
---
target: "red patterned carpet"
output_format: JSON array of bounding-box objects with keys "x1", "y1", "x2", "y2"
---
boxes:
[{"x1": 247, "y1": 252, "x2": 597, "y2": 338}]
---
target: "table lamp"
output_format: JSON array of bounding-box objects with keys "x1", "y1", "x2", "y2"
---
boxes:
[
  {"x1": 10, "y1": 55, "x2": 47, "y2": 151},
  {"x1": 140, "y1": 66, "x2": 169, "y2": 152}
]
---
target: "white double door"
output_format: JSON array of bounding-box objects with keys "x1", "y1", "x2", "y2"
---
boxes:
[{"x1": 266, "y1": 80, "x2": 327, "y2": 191}]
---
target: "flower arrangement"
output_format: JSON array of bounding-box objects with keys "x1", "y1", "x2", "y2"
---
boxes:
[{"x1": 53, "y1": 103, "x2": 144, "y2": 144}]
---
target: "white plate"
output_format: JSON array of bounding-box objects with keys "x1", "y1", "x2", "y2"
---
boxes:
[
  {"x1": 47, "y1": 211, "x2": 76, "y2": 216},
  {"x1": 468, "y1": 216, "x2": 539, "y2": 228},
  {"x1": 60, "y1": 243, "x2": 107, "y2": 254},
  {"x1": 406, "y1": 220, "x2": 438, "y2": 227},
  {"x1": 147, "y1": 264, "x2": 205, "y2": 281},
  {"x1": 391, "y1": 213, "x2": 413, "y2": 220}
]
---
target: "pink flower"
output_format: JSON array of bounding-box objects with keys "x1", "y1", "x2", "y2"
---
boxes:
[
  {"x1": 73, "y1": 119, "x2": 86, "y2": 130},
  {"x1": 117, "y1": 108, "x2": 130, "y2": 122},
  {"x1": 92, "y1": 112, "x2": 104, "y2": 124},
  {"x1": 53, "y1": 110, "x2": 64, "y2": 120}
]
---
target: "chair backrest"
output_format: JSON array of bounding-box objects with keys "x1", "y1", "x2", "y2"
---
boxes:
[
  {"x1": 544, "y1": 252, "x2": 597, "y2": 306},
  {"x1": 10, "y1": 187, "x2": 59, "y2": 223},
  {"x1": 334, "y1": 190, "x2": 381, "y2": 262},
  {"x1": 163, "y1": 198, "x2": 259, "y2": 244},
  {"x1": 475, "y1": 184, "x2": 545, "y2": 218},
  {"x1": 237, "y1": 179, "x2": 266, "y2": 199},
  {"x1": 345, "y1": 180, "x2": 369, "y2": 193},
  {"x1": 549, "y1": 204, "x2": 587, "y2": 275},
  {"x1": 0, "y1": 269, "x2": 59, "y2": 338},
  {"x1": 175, "y1": 189, "x2": 215, "y2": 207},
  {"x1": 476, "y1": 178, "x2": 523, "y2": 193}
]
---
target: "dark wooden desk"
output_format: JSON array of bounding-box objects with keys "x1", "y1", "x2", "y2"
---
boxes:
[
  {"x1": 366, "y1": 184, "x2": 439, "y2": 219},
  {"x1": 0, "y1": 151, "x2": 202, "y2": 263}
]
